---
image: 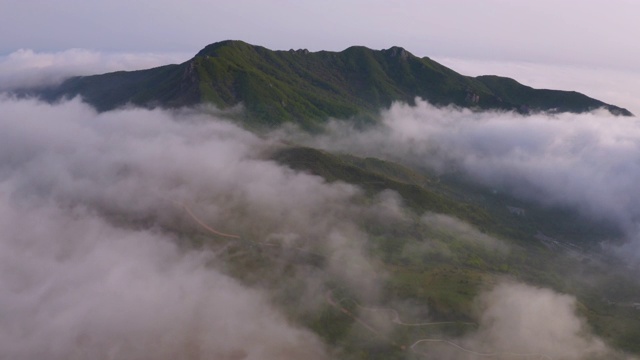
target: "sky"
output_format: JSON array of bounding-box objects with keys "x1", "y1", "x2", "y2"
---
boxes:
[{"x1": 1, "y1": 0, "x2": 639, "y2": 69}]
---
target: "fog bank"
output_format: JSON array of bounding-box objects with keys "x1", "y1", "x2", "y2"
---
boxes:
[{"x1": 288, "y1": 100, "x2": 640, "y2": 260}]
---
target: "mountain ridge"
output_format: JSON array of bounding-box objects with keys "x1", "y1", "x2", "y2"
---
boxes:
[{"x1": 34, "y1": 40, "x2": 633, "y2": 127}]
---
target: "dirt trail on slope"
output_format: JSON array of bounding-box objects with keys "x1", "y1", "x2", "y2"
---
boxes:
[
  {"x1": 179, "y1": 202, "x2": 240, "y2": 239},
  {"x1": 325, "y1": 290, "x2": 553, "y2": 359}
]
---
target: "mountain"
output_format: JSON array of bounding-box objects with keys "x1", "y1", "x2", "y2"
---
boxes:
[
  {"x1": 34, "y1": 40, "x2": 632, "y2": 128},
  {"x1": 270, "y1": 146, "x2": 640, "y2": 354}
]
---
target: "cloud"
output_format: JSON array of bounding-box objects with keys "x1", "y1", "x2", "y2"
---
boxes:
[
  {"x1": 0, "y1": 198, "x2": 327, "y2": 360},
  {"x1": 0, "y1": 48, "x2": 190, "y2": 90},
  {"x1": 421, "y1": 213, "x2": 508, "y2": 253},
  {"x1": 412, "y1": 281, "x2": 629, "y2": 359},
  {"x1": 0, "y1": 95, "x2": 502, "y2": 358},
  {"x1": 473, "y1": 282, "x2": 605, "y2": 358},
  {"x1": 0, "y1": 96, "x2": 413, "y2": 358},
  {"x1": 0, "y1": 96, "x2": 342, "y2": 359},
  {"x1": 3, "y1": 93, "x2": 640, "y2": 357},
  {"x1": 284, "y1": 99, "x2": 640, "y2": 260}
]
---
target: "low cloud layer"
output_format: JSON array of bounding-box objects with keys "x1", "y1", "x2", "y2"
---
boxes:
[
  {"x1": 289, "y1": 100, "x2": 640, "y2": 260},
  {"x1": 2, "y1": 94, "x2": 638, "y2": 358},
  {"x1": 473, "y1": 282, "x2": 606, "y2": 359},
  {"x1": 413, "y1": 281, "x2": 627, "y2": 359},
  {"x1": 0, "y1": 97, "x2": 395, "y2": 359},
  {"x1": 0, "y1": 49, "x2": 190, "y2": 90},
  {"x1": 0, "y1": 199, "x2": 327, "y2": 360}
]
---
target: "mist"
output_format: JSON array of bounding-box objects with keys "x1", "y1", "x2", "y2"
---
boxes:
[
  {"x1": 0, "y1": 198, "x2": 327, "y2": 360},
  {"x1": 0, "y1": 49, "x2": 190, "y2": 90},
  {"x1": 2, "y1": 93, "x2": 638, "y2": 358},
  {"x1": 412, "y1": 281, "x2": 630, "y2": 360},
  {"x1": 0, "y1": 96, "x2": 393, "y2": 359},
  {"x1": 286, "y1": 99, "x2": 640, "y2": 260}
]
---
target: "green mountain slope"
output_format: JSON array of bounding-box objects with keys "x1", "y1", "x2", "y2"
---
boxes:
[
  {"x1": 36, "y1": 40, "x2": 632, "y2": 128},
  {"x1": 269, "y1": 146, "x2": 640, "y2": 355},
  {"x1": 475, "y1": 75, "x2": 629, "y2": 115},
  {"x1": 272, "y1": 146, "x2": 622, "y2": 246}
]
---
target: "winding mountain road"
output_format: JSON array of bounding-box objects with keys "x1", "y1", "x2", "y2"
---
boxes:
[
  {"x1": 180, "y1": 202, "x2": 241, "y2": 239},
  {"x1": 325, "y1": 290, "x2": 554, "y2": 359},
  {"x1": 356, "y1": 304, "x2": 477, "y2": 327}
]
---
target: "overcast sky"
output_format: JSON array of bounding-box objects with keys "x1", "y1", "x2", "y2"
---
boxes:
[
  {"x1": 1, "y1": 0, "x2": 638, "y2": 67},
  {"x1": 2, "y1": 0, "x2": 639, "y2": 111}
]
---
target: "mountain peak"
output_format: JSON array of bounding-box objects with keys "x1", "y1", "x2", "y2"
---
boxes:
[
  {"x1": 195, "y1": 40, "x2": 255, "y2": 57},
  {"x1": 384, "y1": 46, "x2": 413, "y2": 60}
]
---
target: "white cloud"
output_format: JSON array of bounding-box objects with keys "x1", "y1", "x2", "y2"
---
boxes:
[
  {"x1": 286, "y1": 100, "x2": 640, "y2": 261},
  {"x1": 0, "y1": 48, "x2": 190, "y2": 90},
  {"x1": 0, "y1": 97, "x2": 425, "y2": 358},
  {"x1": 0, "y1": 199, "x2": 328, "y2": 360},
  {"x1": 414, "y1": 281, "x2": 625, "y2": 359},
  {"x1": 0, "y1": 96, "x2": 343, "y2": 359}
]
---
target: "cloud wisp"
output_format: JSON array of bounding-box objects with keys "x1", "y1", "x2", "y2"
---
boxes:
[
  {"x1": 412, "y1": 281, "x2": 626, "y2": 360},
  {"x1": 0, "y1": 49, "x2": 190, "y2": 90},
  {"x1": 0, "y1": 198, "x2": 327, "y2": 360},
  {"x1": 0, "y1": 96, "x2": 398, "y2": 359},
  {"x1": 287, "y1": 99, "x2": 640, "y2": 260}
]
